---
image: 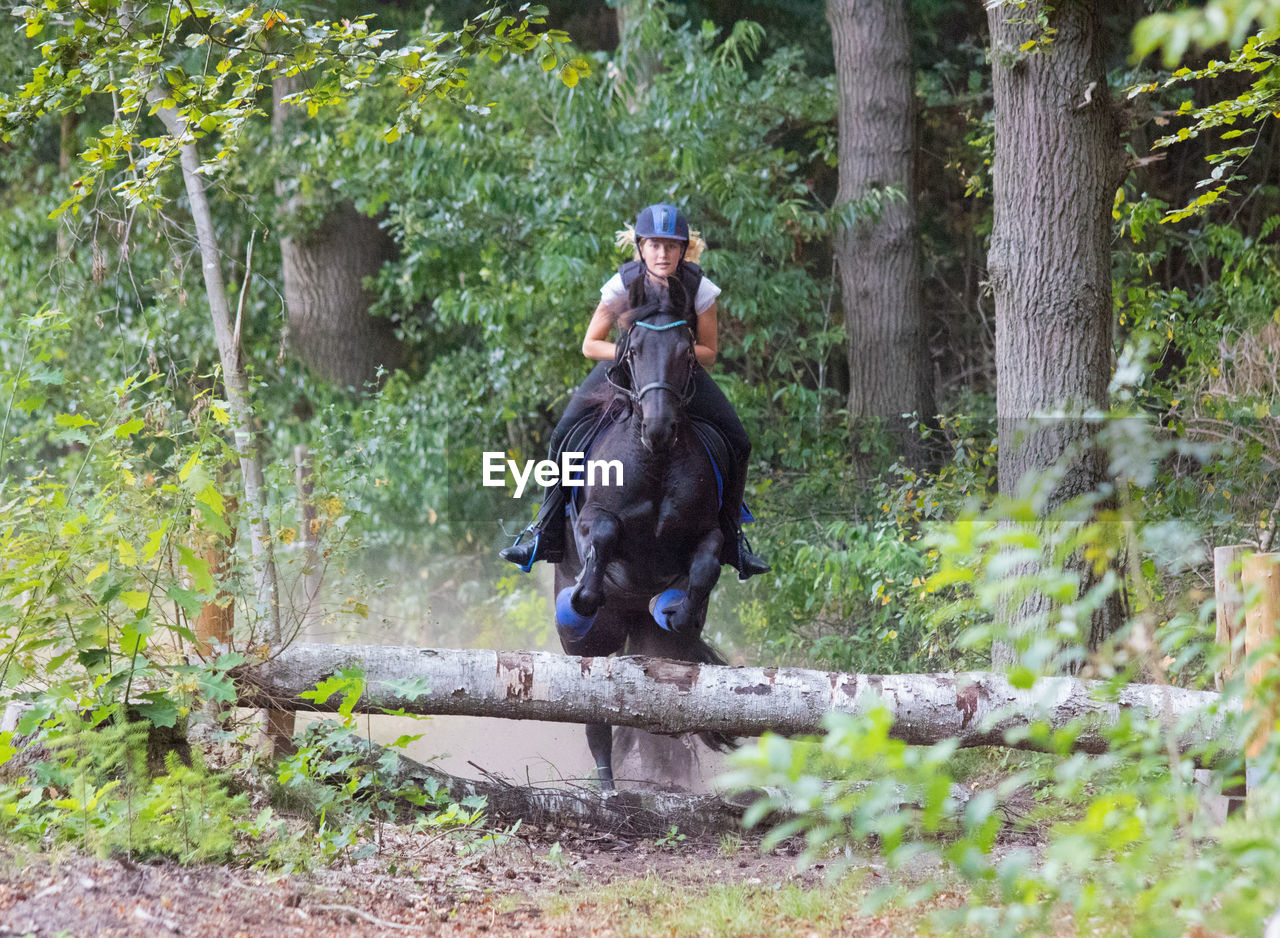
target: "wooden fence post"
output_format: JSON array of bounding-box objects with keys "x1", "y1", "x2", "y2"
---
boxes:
[
  {"x1": 1241, "y1": 552, "x2": 1280, "y2": 806},
  {"x1": 1214, "y1": 545, "x2": 1247, "y2": 691},
  {"x1": 1206, "y1": 545, "x2": 1249, "y2": 818}
]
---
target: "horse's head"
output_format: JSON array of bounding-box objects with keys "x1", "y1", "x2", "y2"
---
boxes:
[{"x1": 617, "y1": 299, "x2": 696, "y2": 452}]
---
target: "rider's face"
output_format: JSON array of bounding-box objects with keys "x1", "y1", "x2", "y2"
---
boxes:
[{"x1": 640, "y1": 237, "x2": 684, "y2": 277}]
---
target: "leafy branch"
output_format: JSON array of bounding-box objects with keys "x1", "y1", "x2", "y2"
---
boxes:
[{"x1": 2, "y1": 1, "x2": 586, "y2": 215}]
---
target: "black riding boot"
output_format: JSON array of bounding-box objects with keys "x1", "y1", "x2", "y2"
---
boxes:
[
  {"x1": 720, "y1": 517, "x2": 771, "y2": 581},
  {"x1": 500, "y1": 486, "x2": 568, "y2": 570},
  {"x1": 718, "y1": 455, "x2": 769, "y2": 581}
]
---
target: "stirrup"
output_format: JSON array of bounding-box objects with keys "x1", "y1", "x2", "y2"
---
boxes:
[
  {"x1": 500, "y1": 522, "x2": 566, "y2": 571},
  {"x1": 500, "y1": 530, "x2": 542, "y2": 572}
]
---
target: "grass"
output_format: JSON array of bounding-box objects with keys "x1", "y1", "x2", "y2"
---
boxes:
[{"x1": 544, "y1": 871, "x2": 948, "y2": 938}]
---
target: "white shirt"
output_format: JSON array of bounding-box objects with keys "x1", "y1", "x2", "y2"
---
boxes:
[{"x1": 600, "y1": 271, "x2": 722, "y2": 315}]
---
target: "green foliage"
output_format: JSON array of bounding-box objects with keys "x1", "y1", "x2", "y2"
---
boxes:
[
  {"x1": 1114, "y1": 204, "x2": 1280, "y2": 556},
  {"x1": 2, "y1": 2, "x2": 581, "y2": 215},
  {"x1": 653, "y1": 824, "x2": 687, "y2": 849},
  {"x1": 744, "y1": 415, "x2": 995, "y2": 673},
  {"x1": 275, "y1": 718, "x2": 486, "y2": 865},
  {"x1": 1128, "y1": 32, "x2": 1280, "y2": 222},
  {"x1": 726, "y1": 419, "x2": 1280, "y2": 937},
  {"x1": 1, "y1": 712, "x2": 246, "y2": 862},
  {"x1": 726, "y1": 709, "x2": 963, "y2": 872},
  {"x1": 0, "y1": 309, "x2": 253, "y2": 720},
  {"x1": 1133, "y1": 2, "x2": 1280, "y2": 68}
]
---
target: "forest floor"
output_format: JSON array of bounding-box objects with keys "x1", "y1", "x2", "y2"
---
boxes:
[{"x1": 0, "y1": 825, "x2": 974, "y2": 938}]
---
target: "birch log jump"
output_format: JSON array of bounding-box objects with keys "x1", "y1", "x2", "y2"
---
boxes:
[{"x1": 237, "y1": 643, "x2": 1238, "y2": 761}]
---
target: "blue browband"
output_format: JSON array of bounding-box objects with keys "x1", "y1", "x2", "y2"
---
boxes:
[{"x1": 633, "y1": 319, "x2": 687, "y2": 332}]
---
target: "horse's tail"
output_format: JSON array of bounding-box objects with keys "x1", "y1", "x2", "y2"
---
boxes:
[{"x1": 684, "y1": 635, "x2": 739, "y2": 753}]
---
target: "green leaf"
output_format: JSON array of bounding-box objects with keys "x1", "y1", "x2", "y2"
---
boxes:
[
  {"x1": 179, "y1": 450, "x2": 201, "y2": 482},
  {"x1": 121, "y1": 618, "x2": 153, "y2": 654},
  {"x1": 383, "y1": 676, "x2": 432, "y2": 702},
  {"x1": 199, "y1": 669, "x2": 237, "y2": 704},
  {"x1": 114, "y1": 417, "x2": 145, "y2": 438},
  {"x1": 132, "y1": 692, "x2": 181, "y2": 728},
  {"x1": 1007, "y1": 665, "x2": 1037, "y2": 690},
  {"x1": 299, "y1": 667, "x2": 366, "y2": 719},
  {"x1": 178, "y1": 545, "x2": 216, "y2": 594},
  {"x1": 166, "y1": 583, "x2": 204, "y2": 618},
  {"x1": 78, "y1": 647, "x2": 110, "y2": 670},
  {"x1": 119, "y1": 590, "x2": 151, "y2": 611}
]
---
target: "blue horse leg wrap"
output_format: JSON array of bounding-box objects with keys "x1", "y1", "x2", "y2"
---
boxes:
[
  {"x1": 555, "y1": 586, "x2": 597, "y2": 642},
  {"x1": 649, "y1": 588, "x2": 688, "y2": 631}
]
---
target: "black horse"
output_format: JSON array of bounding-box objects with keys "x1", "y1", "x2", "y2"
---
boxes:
[{"x1": 552, "y1": 297, "x2": 734, "y2": 789}]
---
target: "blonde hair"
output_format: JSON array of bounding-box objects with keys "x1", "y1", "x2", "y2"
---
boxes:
[{"x1": 615, "y1": 224, "x2": 706, "y2": 264}]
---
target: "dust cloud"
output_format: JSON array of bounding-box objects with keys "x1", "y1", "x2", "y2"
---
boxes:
[{"x1": 292, "y1": 552, "x2": 735, "y2": 793}]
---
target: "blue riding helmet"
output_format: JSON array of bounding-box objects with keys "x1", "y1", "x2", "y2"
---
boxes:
[{"x1": 634, "y1": 203, "x2": 689, "y2": 242}]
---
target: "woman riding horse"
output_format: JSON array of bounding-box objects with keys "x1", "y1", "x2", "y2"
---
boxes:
[
  {"x1": 500, "y1": 202, "x2": 768, "y2": 580},
  {"x1": 548, "y1": 287, "x2": 740, "y2": 788}
]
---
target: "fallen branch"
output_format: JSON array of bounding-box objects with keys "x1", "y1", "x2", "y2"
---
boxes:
[
  {"x1": 289, "y1": 723, "x2": 749, "y2": 838},
  {"x1": 237, "y1": 644, "x2": 1239, "y2": 764}
]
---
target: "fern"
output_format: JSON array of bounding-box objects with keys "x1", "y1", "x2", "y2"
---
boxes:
[{"x1": 3, "y1": 712, "x2": 247, "y2": 862}]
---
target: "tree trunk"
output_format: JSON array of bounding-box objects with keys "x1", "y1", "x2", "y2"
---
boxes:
[
  {"x1": 273, "y1": 79, "x2": 403, "y2": 390},
  {"x1": 612, "y1": 0, "x2": 661, "y2": 113},
  {"x1": 986, "y1": 2, "x2": 1128, "y2": 660},
  {"x1": 281, "y1": 205, "x2": 403, "y2": 388},
  {"x1": 237, "y1": 644, "x2": 1236, "y2": 763},
  {"x1": 826, "y1": 0, "x2": 930, "y2": 461},
  {"x1": 149, "y1": 89, "x2": 282, "y2": 645}
]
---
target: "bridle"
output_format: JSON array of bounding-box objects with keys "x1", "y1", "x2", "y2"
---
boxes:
[{"x1": 606, "y1": 316, "x2": 697, "y2": 407}]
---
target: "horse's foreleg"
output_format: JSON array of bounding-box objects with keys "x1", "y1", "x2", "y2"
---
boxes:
[
  {"x1": 571, "y1": 511, "x2": 620, "y2": 617},
  {"x1": 665, "y1": 527, "x2": 723, "y2": 634},
  {"x1": 586, "y1": 723, "x2": 614, "y2": 791}
]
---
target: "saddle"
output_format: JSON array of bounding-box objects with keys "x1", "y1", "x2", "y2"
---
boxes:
[{"x1": 547, "y1": 403, "x2": 752, "y2": 525}]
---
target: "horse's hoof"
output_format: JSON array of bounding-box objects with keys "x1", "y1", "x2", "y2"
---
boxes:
[
  {"x1": 649, "y1": 588, "x2": 688, "y2": 631},
  {"x1": 555, "y1": 587, "x2": 596, "y2": 641}
]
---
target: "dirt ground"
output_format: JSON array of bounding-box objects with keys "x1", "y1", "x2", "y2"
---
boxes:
[{"x1": 0, "y1": 828, "x2": 948, "y2": 938}]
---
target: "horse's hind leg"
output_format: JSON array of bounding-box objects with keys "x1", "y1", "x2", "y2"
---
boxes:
[
  {"x1": 571, "y1": 510, "x2": 620, "y2": 617},
  {"x1": 586, "y1": 723, "x2": 614, "y2": 790},
  {"x1": 664, "y1": 527, "x2": 723, "y2": 634}
]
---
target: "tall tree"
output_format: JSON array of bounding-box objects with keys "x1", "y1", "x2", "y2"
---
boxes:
[
  {"x1": 280, "y1": 206, "x2": 403, "y2": 388},
  {"x1": 273, "y1": 80, "x2": 403, "y2": 390},
  {"x1": 986, "y1": 1, "x2": 1128, "y2": 660},
  {"x1": 826, "y1": 0, "x2": 930, "y2": 460}
]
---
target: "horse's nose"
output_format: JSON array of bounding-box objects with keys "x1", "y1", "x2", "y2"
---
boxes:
[{"x1": 641, "y1": 419, "x2": 674, "y2": 452}]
